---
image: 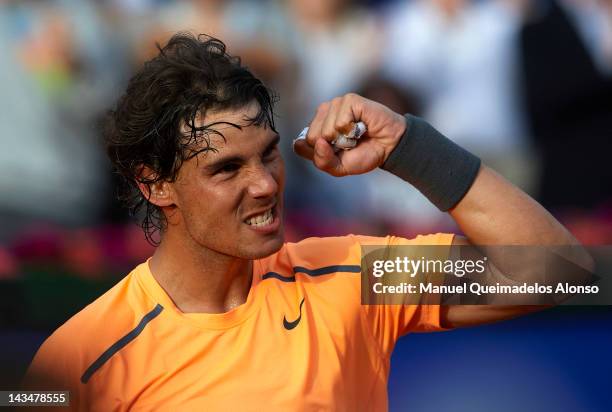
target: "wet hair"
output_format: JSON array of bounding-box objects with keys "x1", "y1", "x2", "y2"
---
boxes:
[{"x1": 105, "y1": 33, "x2": 277, "y2": 245}]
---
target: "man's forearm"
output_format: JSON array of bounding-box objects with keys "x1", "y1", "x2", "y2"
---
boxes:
[
  {"x1": 381, "y1": 115, "x2": 578, "y2": 248},
  {"x1": 449, "y1": 165, "x2": 579, "y2": 247},
  {"x1": 379, "y1": 114, "x2": 592, "y2": 326}
]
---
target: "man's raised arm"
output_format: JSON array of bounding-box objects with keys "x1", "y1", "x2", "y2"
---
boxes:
[{"x1": 294, "y1": 93, "x2": 593, "y2": 328}]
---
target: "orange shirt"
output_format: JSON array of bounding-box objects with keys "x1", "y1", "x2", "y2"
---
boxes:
[{"x1": 25, "y1": 233, "x2": 453, "y2": 411}]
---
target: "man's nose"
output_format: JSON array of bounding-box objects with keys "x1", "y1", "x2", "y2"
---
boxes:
[{"x1": 247, "y1": 164, "x2": 278, "y2": 198}]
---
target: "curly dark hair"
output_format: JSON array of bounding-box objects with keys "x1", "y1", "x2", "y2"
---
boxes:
[{"x1": 105, "y1": 33, "x2": 277, "y2": 245}]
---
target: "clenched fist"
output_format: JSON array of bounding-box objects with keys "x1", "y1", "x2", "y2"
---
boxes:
[{"x1": 293, "y1": 94, "x2": 407, "y2": 177}]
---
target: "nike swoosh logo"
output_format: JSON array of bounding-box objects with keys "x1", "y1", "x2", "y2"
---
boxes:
[{"x1": 283, "y1": 297, "x2": 305, "y2": 330}]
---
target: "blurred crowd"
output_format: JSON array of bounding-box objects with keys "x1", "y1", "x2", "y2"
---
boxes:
[{"x1": 1, "y1": 0, "x2": 612, "y2": 283}]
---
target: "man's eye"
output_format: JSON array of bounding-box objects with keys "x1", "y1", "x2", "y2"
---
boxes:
[
  {"x1": 263, "y1": 145, "x2": 278, "y2": 160},
  {"x1": 217, "y1": 163, "x2": 240, "y2": 174}
]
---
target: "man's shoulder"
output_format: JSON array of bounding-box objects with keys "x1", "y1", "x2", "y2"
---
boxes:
[
  {"x1": 52, "y1": 266, "x2": 151, "y2": 342},
  {"x1": 277, "y1": 235, "x2": 373, "y2": 266},
  {"x1": 26, "y1": 263, "x2": 158, "y2": 387},
  {"x1": 286, "y1": 234, "x2": 387, "y2": 251},
  {"x1": 279, "y1": 233, "x2": 454, "y2": 256},
  {"x1": 261, "y1": 233, "x2": 453, "y2": 279}
]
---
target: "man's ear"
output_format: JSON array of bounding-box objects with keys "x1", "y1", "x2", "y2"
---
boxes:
[{"x1": 136, "y1": 166, "x2": 175, "y2": 208}]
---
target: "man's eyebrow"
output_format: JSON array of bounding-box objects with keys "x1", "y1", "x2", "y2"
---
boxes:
[{"x1": 204, "y1": 154, "x2": 246, "y2": 172}]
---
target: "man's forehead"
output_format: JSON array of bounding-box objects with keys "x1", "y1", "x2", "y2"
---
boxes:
[
  {"x1": 202, "y1": 122, "x2": 274, "y2": 152},
  {"x1": 199, "y1": 101, "x2": 262, "y2": 129},
  {"x1": 183, "y1": 104, "x2": 276, "y2": 163},
  {"x1": 182, "y1": 101, "x2": 271, "y2": 150}
]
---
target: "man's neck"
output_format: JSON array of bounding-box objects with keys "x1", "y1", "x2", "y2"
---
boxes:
[{"x1": 148, "y1": 231, "x2": 253, "y2": 314}]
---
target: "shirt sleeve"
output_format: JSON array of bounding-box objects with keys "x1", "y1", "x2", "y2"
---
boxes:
[
  {"x1": 357, "y1": 233, "x2": 455, "y2": 359},
  {"x1": 22, "y1": 322, "x2": 86, "y2": 411}
]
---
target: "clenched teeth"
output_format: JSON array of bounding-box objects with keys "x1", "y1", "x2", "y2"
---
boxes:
[{"x1": 245, "y1": 208, "x2": 273, "y2": 226}]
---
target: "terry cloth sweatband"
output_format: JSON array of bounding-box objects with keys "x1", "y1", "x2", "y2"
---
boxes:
[{"x1": 381, "y1": 114, "x2": 481, "y2": 211}]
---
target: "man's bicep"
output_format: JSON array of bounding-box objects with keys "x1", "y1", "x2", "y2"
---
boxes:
[{"x1": 441, "y1": 236, "x2": 550, "y2": 328}]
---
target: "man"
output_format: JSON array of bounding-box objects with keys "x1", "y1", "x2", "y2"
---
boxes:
[{"x1": 25, "y1": 33, "x2": 586, "y2": 411}]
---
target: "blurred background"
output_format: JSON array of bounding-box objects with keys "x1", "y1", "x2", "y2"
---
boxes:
[{"x1": 0, "y1": 0, "x2": 611, "y2": 410}]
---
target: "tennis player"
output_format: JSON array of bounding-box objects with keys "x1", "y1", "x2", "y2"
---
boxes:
[{"x1": 24, "y1": 33, "x2": 585, "y2": 411}]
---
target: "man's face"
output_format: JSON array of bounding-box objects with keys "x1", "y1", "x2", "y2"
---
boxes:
[{"x1": 165, "y1": 103, "x2": 285, "y2": 259}]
